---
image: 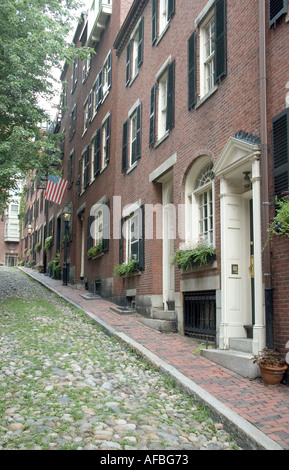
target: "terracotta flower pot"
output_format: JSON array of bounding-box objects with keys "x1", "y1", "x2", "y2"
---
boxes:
[{"x1": 259, "y1": 363, "x2": 288, "y2": 386}]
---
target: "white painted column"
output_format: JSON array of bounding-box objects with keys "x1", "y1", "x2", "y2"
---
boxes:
[
  {"x1": 219, "y1": 177, "x2": 229, "y2": 349},
  {"x1": 251, "y1": 157, "x2": 266, "y2": 354}
]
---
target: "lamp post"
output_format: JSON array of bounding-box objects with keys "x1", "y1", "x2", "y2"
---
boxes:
[{"x1": 62, "y1": 203, "x2": 71, "y2": 286}]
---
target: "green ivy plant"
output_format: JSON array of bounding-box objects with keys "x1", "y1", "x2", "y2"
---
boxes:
[{"x1": 269, "y1": 196, "x2": 289, "y2": 238}]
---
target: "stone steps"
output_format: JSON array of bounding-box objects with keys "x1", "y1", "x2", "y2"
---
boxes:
[
  {"x1": 201, "y1": 339, "x2": 260, "y2": 379},
  {"x1": 139, "y1": 308, "x2": 177, "y2": 333}
]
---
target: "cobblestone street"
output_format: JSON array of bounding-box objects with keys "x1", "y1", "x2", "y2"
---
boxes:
[{"x1": 0, "y1": 267, "x2": 240, "y2": 451}]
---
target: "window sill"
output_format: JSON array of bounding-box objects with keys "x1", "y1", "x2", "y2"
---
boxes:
[
  {"x1": 126, "y1": 161, "x2": 138, "y2": 174},
  {"x1": 154, "y1": 130, "x2": 169, "y2": 148},
  {"x1": 155, "y1": 22, "x2": 170, "y2": 46},
  {"x1": 195, "y1": 85, "x2": 218, "y2": 109},
  {"x1": 128, "y1": 71, "x2": 139, "y2": 87}
]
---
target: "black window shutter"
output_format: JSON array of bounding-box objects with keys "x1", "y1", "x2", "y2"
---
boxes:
[
  {"x1": 87, "y1": 215, "x2": 94, "y2": 252},
  {"x1": 166, "y1": 60, "x2": 175, "y2": 131},
  {"x1": 137, "y1": 205, "x2": 145, "y2": 271},
  {"x1": 84, "y1": 146, "x2": 90, "y2": 187},
  {"x1": 269, "y1": 0, "x2": 288, "y2": 28},
  {"x1": 152, "y1": 0, "x2": 157, "y2": 44},
  {"x1": 94, "y1": 129, "x2": 101, "y2": 175},
  {"x1": 138, "y1": 17, "x2": 144, "y2": 68},
  {"x1": 98, "y1": 68, "x2": 103, "y2": 104},
  {"x1": 102, "y1": 199, "x2": 110, "y2": 252},
  {"x1": 136, "y1": 103, "x2": 142, "y2": 160},
  {"x1": 107, "y1": 50, "x2": 112, "y2": 88},
  {"x1": 215, "y1": 0, "x2": 227, "y2": 83},
  {"x1": 119, "y1": 218, "x2": 124, "y2": 264},
  {"x1": 77, "y1": 158, "x2": 82, "y2": 194},
  {"x1": 273, "y1": 109, "x2": 289, "y2": 198},
  {"x1": 105, "y1": 114, "x2": 111, "y2": 163},
  {"x1": 88, "y1": 91, "x2": 92, "y2": 121},
  {"x1": 167, "y1": 0, "x2": 175, "y2": 21},
  {"x1": 149, "y1": 85, "x2": 156, "y2": 146},
  {"x1": 73, "y1": 105, "x2": 77, "y2": 134},
  {"x1": 126, "y1": 42, "x2": 131, "y2": 86},
  {"x1": 122, "y1": 120, "x2": 128, "y2": 172},
  {"x1": 188, "y1": 31, "x2": 197, "y2": 110}
]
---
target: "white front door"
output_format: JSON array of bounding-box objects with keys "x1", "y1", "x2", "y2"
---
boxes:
[{"x1": 219, "y1": 188, "x2": 252, "y2": 347}]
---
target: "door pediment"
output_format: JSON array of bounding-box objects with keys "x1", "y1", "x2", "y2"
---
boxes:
[{"x1": 214, "y1": 134, "x2": 261, "y2": 179}]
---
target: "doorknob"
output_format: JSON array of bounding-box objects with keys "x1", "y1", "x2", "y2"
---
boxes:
[{"x1": 249, "y1": 255, "x2": 254, "y2": 278}]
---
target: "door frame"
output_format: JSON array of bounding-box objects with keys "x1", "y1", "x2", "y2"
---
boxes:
[{"x1": 214, "y1": 136, "x2": 265, "y2": 354}]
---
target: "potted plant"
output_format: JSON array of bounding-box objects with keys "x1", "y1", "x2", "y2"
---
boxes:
[
  {"x1": 172, "y1": 238, "x2": 217, "y2": 270},
  {"x1": 253, "y1": 347, "x2": 288, "y2": 386}
]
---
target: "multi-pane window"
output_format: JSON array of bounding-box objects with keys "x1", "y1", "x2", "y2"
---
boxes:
[
  {"x1": 158, "y1": 70, "x2": 168, "y2": 139},
  {"x1": 102, "y1": 51, "x2": 112, "y2": 97},
  {"x1": 185, "y1": 160, "x2": 215, "y2": 247},
  {"x1": 119, "y1": 205, "x2": 145, "y2": 270},
  {"x1": 149, "y1": 60, "x2": 174, "y2": 146},
  {"x1": 87, "y1": 200, "x2": 110, "y2": 254},
  {"x1": 152, "y1": 0, "x2": 175, "y2": 44},
  {"x1": 188, "y1": 0, "x2": 227, "y2": 109},
  {"x1": 126, "y1": 18, "x2": 144, "y2": 85},
  {"x1": 69, "y1": 104, "x2": 77, "y2": 140},
  {"x1": 194, "y1": 162, "x2": 214, "y2": 245},
  {"x1": 203, "y1": 14, "x2": 215, "y2": 96},
  {"x1": 71, "y1": 58, "x2": 78, "y2": 92},
  {"x1": 93, "y1": 113, "x2": 111, "y2": 176},
  {"x1": 84, "y1": 99, "x2": 89, "y2": 133},
  {"x1": 126, "y1": 212, "x2": 140, "y2": 263},
  {"x1": 82, "y1": 54, "x2": 91, "y2": 82},
  {"x1": 122, "y1": 103, "x2": 142, "y2": 172}
]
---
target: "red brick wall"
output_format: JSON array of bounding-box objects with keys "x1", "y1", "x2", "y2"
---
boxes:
[{"x1": 266, "y1": 15, "x2": 289, "y2": 356}]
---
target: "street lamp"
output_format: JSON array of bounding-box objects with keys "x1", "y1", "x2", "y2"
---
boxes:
[
  {"x1": 62, "y1": 203, "x2": 72, "y2": 286},
  {"x1": 27, "y1": 224, "x2": 32, "y2": 235}
]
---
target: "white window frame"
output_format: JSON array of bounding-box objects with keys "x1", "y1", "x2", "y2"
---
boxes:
[
  {"x1": 83, "y1": 98, "x2": 89, "y2": 134},
  {"x1": 125, "y1": 212, "x2": 140, "y2": 263},
  {"x1": 127, "y1": 100, "x2": 141, "y2": 170},
  {"x1": 102, "y1": 51, "x2": 111, "y2": 98},
  {"x1": 159, "y1": 0, "x2": 169, "y2": 35},
  {"x1": 185, "y1": 159, "x2": 215, "y2": 247},
  {"x1": 158, "y1": 69, "x2": 168, "y2": 140}
]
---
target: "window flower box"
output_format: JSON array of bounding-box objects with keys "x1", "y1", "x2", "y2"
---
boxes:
[{"x1": 172, "y1": 239, "x2": 216, "y2": 271}]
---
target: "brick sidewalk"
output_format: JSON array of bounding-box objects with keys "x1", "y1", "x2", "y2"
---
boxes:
[{"x1": 20, "y1": 268, "x2": 289, "y2": 450}]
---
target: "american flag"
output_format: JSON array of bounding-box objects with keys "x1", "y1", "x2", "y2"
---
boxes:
[{"x1": 44, "y1": 175, "x2": 69, "y2": 205}]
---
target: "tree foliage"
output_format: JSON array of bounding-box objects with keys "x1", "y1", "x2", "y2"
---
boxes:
[{"x1": 0, "y1": 0, "x2": 90, "y2": 211}]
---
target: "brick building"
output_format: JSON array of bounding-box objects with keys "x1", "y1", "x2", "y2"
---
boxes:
[
  {"x1": 0, "y1": 190, "x2": 21, "y2": 266},
  {"x1": 21, "y1": 0, "x2": 289, "y2": 376}
]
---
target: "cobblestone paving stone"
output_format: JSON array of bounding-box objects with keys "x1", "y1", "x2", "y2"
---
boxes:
[{"x1": 0, "y1": 267, "x2": 241, "y2": 451}]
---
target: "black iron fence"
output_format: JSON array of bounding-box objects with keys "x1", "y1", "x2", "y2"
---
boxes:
[{"x1": 184, "y1": 290, "x2": 216, "y2": 340}]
